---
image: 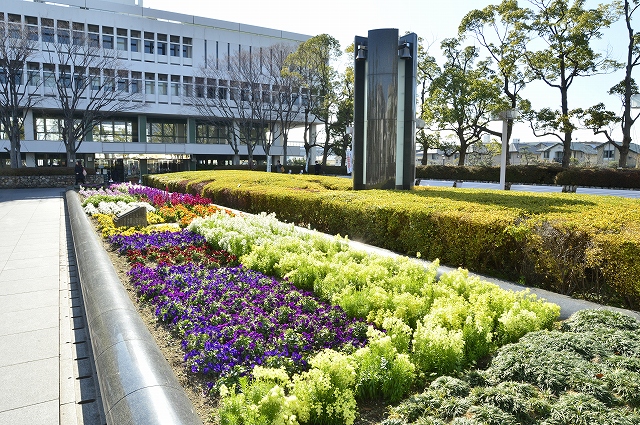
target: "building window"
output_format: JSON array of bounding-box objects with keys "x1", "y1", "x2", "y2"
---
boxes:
[
  {"x1": 604, "y1": 149, "x2": 615, "y2": 159},
  {"x1": 131, "y1": 30, "x2": 141, "y2": 53},
  {"x1": 88, "y1": 24, "x2": 100, "y2": 47},
  {"x1": 239, "y1": 124, "x2": 266, "y2": 146},
  {"x1": 102, "y1": 26, "x2": 114, "y2": 49},
  {"x1": 59, "y1": 65, "x2": 72, "y2": 88},
  {"x1": 41, "y1": 18, "x2": 55, "y2": 43},
  {"x1": 43, "y1": 64, "x2": 55, "y2": 88},
  {"x1": 145, "y1": 73, "x2": 155, "y2": 95},
  {"x1": 144, "y1": 32, "x2": 154, "y2": 54},
  {"x1": 57, "y1": 20, "x2": 70, "y2": 44},
  {"x1": 131, "y1": 72, "x2": 142, "y2": 94},
  {"x1": 117, "y1": 70, "x2": 128, "y2": 92},
  {"x1": 182, "y1": 37, "x2": 192, "y2": 58},
  {"x1": 158, "y1": 74, "x2": 168, "y2": 95},
  {"x1": 89, "y1": 68, "x2": 101, "y2": 91},
  {"x1": 35, "y1": 117, "x2": 63, "y2": 141},
  {"x1": 0, "y1": 122, "x2": 25, "y2": 141},
  {"x1": 73, "y1": 67, "x2": 85, "y2": 89},
  {"x1": 170, "y1": 75, "x2": 180, "y2": 96},
  {"x1": 116, "y1": 28, "x2": 127, "y2": 51},
  {"x1": 206, "y1": 79, "x2": 216, "y2": 99},
  {"x1": 183, "y1": 76, "x2": 192, "y2": 97},
  {"x1": 96, "y1": 119, "x2": 137, "y2": 142},
  {"x1": 7, "y1": 14, "x2": 21, "y2": 39},
  {"x1": 217, "y1": 80, "x2": 228, "y2": 99},
  {"x1": 147, "y1": 120, "x2": 187, "y2": 144},
  {"x1": 170, "y1": 35, "x2": 180, "y2": 57},
  {"x1": 103, "y1": 69, "x2": 115, "y2": 92},
  {"x1": 25, "y1": 16, "x2": 38, "y2": 41},
  {"x1": 196, "y1": 123, "x2": 229, "y2": 144},
  {"x1": 72, "y1": 22, "x2": 84, "y2": 46},
  {"x1": 27, "y1": 62, "x2": 40, "y2": 86},
  {"x1": 157, "y1": 33, "x2": 167, "y2": 56},
  {"x1": 195, "y1": 77, "x2": 204, "y2": 98}
]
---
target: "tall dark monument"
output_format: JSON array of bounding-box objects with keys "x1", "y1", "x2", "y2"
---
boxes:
[{"x1": 353, "y1": 29, "x2": 418, "y2": 190}]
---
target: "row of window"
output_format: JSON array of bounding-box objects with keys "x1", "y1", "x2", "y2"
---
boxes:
[
  {"x1": 1, "y1": 13, "x2": 193, "y2": 58},
  {"x1": 2, "y1": 64, "x2": 313, "y2": 106},
  {"x1": 0, "y1": 13, "x2": 290, "y2": 69},
  {"x1": 31, "y1": 117, "x2": 231, "y2": 144}
]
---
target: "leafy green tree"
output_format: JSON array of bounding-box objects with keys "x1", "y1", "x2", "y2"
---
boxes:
[
  {"x1": 328, "y1": 44, "x2": 354, "y2": 167},
  {"x1": 467, "y1": 138, "x2": 503, "y2": 166},
  {"x1": 459, "y1": 0, "x2": 530, "y2": 163},
  {"x1": 581, "y1": 0, "x2": 640, "y2": 167},
  {"x1": 422, "y1": 38, "x2": 506, "y2": 166},
  {"x1": 285, "y1": 34, "x2": 341, "y2": 171},
  {"x1": 519, "y1": 0, "x2": 619, "y2": 168}
]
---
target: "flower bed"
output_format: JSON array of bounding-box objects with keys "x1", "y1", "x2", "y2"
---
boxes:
[{"x1": 80, "y1": 183, "x2": 562, "y2": 424}]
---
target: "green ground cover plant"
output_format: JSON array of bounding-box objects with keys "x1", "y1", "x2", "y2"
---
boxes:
[
  {"x1": 144, "y1": 170, "x2": 640, "y2": 308},
  {"x1": 382, "y1": 309, "x2": 640, "y2": 425}
]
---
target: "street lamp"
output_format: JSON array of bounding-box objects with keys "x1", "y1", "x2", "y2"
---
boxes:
[{"x1": 492, "y1": 109, "x2": 519, "y2": 190}]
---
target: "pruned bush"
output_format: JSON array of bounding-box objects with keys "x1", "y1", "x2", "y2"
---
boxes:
[{"x1": 384, "y1": 310, "x2": 640, "y2": 425}]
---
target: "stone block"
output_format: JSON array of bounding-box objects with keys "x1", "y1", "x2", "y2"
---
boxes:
[{"x1": 114, "y1": 206, "x2": 147, "y2": 228}]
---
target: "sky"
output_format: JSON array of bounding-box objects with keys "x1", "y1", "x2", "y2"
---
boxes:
[{"x1": 144, "y1": 0, "x2": 635, "y2": 144}]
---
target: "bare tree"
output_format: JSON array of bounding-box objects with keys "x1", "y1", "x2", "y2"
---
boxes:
[
  {"x1": 191, "y1": 48, "x2": 272, "y2": 166},
  {"x1": 267, "y1": 42, "x2": 303, "y2": 167},
  {"x1": 0, "y1": 21, "x2": 43, "y2": 168},
  {"x1": 43, "y1": 33, "x2": 142, "y2": 165}
]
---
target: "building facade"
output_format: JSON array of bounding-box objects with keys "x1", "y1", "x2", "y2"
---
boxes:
[{"x1": 0, "y1": 0, "x2": 310, "y2": 180}]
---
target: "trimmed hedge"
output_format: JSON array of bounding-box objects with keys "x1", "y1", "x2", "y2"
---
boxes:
[
  {"x1": 417, "y1": 164, "x2": 640, "y2": 189},
  {"x1": 416, "y1": 165, "x2": 562, "y2": 184},
  {"x1": 143, "y1": 170, "x2": 640, "y2": 309}
]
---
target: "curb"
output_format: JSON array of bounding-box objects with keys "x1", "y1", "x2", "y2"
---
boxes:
[{"x1": 66, "y1": 190, "x2": 203, "y2": 425}]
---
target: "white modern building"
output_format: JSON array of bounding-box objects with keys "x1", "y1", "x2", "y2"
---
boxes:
[{"x1": 0, "y1": 0, "x2": 310, "y2": 180}]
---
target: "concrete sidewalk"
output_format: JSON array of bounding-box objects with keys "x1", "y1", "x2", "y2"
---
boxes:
[{"x1": 0, "y1": 188, "x2": 103, "y2": 425}]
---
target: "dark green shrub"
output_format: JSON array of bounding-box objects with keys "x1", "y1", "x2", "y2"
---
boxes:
[
  {"x1": 384, "y1": 310, "x2": 640, "y2": 425},
  {"x1": 555, "y1": 167, "x2": 640, "y2": 189},
  {"x1": 561, "y1": 309, "x2": 640, "y2": 333}
]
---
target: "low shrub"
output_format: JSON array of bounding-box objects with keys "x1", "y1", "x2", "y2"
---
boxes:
[
  {"x1": 145, "y1": 171, "x2": 640, "y2": 308},
  {"x1": 383, "y1": 310, "x2": 640, "y2": 425}
]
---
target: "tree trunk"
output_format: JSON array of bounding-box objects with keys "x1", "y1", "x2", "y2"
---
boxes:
[
  {"x1": 66, "y1": 140, "x2": 77, "y2": 167},
  {"x1": 457, "y1": 149, "x2": 466, "y2": 166},
  {"x1": 562, "y1": 129, "x2": 572, "y2": 168},
  {"x1": 9, "y1": 143, "x2": 21, "y2": 168}
]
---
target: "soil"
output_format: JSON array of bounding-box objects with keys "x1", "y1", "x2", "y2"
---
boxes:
[{"x1": 95, "y1": 225, "x2": 390, "y2": 425}]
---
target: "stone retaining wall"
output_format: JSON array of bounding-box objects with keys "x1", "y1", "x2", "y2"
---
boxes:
[{"x1": 0, "y1": 174, "x2": 105, "y2": 188}]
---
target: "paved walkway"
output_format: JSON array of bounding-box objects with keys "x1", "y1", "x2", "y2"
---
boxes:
[{"x1": 0, "y1": 188, "x2": 103, "y2": 425}]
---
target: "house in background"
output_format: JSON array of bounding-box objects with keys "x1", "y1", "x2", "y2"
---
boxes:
[
  {"x1": 594, "y1": 142, "x2": 640, "y2": 167},
  {"x1": 417, "y1": 139, "x2": 640, "y2": 168}
]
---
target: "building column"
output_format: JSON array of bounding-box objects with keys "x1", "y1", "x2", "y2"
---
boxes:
[
  {"x1": 187, "y1": 117, "x2": 196, "y2": 144},
  {"x1": 138, "y1": 115, "x2": 147, "y2": 143}
]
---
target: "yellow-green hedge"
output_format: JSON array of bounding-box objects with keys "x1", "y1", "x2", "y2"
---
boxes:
[{"x1": 143, "y1": 170, "x2": 640, "y2": 308}]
